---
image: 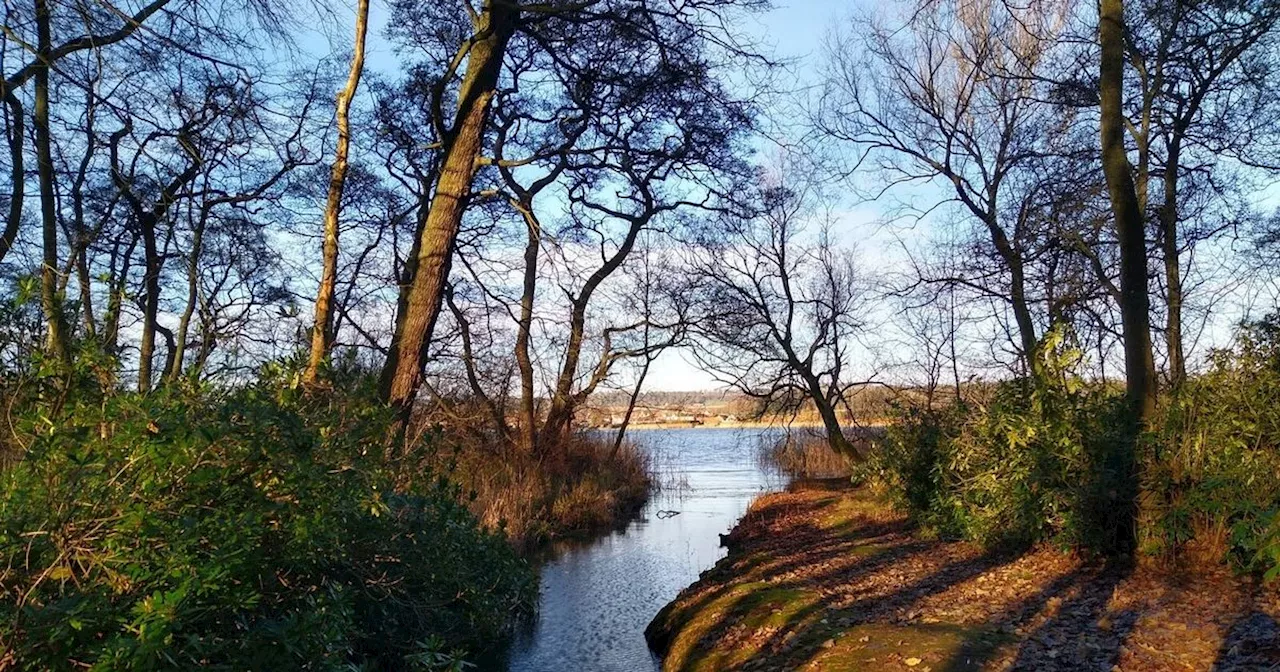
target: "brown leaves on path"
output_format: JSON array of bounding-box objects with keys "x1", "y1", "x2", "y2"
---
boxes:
[{"x1": 646, "y1": 479, "x2": 1280, "y2": 672}]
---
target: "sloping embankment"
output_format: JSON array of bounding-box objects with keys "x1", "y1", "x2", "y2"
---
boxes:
[{"x1": 646, "y1": 480, "x2": 1280, "y2": 671}]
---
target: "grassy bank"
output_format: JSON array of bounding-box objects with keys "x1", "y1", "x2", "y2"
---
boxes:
[{"x1": 646, "y1": 479, "x2": 1280, "y2": 671}]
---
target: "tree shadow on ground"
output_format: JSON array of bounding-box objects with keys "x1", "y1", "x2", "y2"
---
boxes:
[
  {"x1": 656, "y1": 486, "x2": 1025, "y2": 670},
  {"x1": 999, "y1": 560, "x2": 1135, "y2": 671},
  {"x1": 776, "y1": 555, "x2": 1136, "y2": 672},
  {"x1": 1211, "y1": 609, "x2": 1280, "y2": 672},
  {"x1": 652, "y1": 481, "x2": 1158, "y2": 672}
]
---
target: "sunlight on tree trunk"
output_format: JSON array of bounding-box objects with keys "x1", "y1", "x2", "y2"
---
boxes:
[
  {"x1": 306, "y1": 0, "x2": 370, "y2": 385},
  {"x1": 380, "y1": 2, "x2": 517, "y2": 413},
  {"x1": 1099, "y1": 0, "x2": 1158, "y2": 429}
]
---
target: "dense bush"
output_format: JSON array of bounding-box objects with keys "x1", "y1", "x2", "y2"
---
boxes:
[
  {"x1": 870, "y1": 322, "x2": 1280, "y2": 577},
  {"x1": 867, "y1": 332, "x2": 1133, "y2": 552},
  {"x1": 1143, "y1": 317, "x2": 1280, "y2": 576},
  {"x1": 0, "y1": 366, "x2": 536, "y2": 670}
]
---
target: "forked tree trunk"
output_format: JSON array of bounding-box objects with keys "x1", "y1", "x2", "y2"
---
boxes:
[
  {"x1": 305, "y1": 0, "x2": 369, "y2": 384},
  {"x1": 380, "y1": 3, "x2": 518, "y2": 412}
]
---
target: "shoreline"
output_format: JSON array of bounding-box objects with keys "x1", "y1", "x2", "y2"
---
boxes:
[
  {"x1": 644, "y1": 480, "x2": 1280, "y2": 671},
  {"x1": 588, "y1": 421, "x2": 891, "y2": 431}
]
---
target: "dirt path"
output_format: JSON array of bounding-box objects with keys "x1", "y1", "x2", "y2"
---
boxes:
[{"x1": 645, "y1": 480, "x2": 1280, "y2": 671}]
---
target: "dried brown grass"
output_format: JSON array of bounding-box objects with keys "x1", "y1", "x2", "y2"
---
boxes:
[{"x1": 423, "y1": 429, "x2": 652, "y2": 549}]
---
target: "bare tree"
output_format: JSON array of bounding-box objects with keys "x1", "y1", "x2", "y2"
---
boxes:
[
  {"x1": 816, "y1": 0, "x2": 1074, "y2": 375},
  {"x1": 1123, "y1": 0, "x2": 1280, "y2": 387},
  {"x1": 690, "y1": 167, "x2": 873, "y2": 459}
]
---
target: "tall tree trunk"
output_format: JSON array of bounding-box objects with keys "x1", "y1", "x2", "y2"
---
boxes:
[
  {"x1": 1, "y1": 91, "x2": 24, "y2": 264},
  {"x1": 1100, "y1": 0, "x2": 1157, "y2": 551},
  {"x1": 137, "y1": 212, "x2": 161, "y2": 392},
  {"x1": 1100, "y1": 0, "x2": 1158, "y2": 427},
  {"x1": 515, "y1": 210, "x2": 539, "y2": 453},
  {"x1": 1160, "y1": 139, "x2": 1184, "y2": 389},
  {"x1": 34, "y1": 0, "x2": 71, "y2": 369},
  {"x1": 305, "y1": 0, "x2": 369, "y2": 384},
  {"x1": 379, "y1": 3, "x2": 517, "y2": 412},
  {"x1": 167, "y1": 210, "x2": 206, "y2": 382}
]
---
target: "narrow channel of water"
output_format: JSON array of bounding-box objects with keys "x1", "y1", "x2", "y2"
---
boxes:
[{"x1": 502, "y1": 427, "x2": 788, "y2": 672}]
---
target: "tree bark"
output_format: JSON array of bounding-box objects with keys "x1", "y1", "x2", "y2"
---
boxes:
[
  {"x1": 166, "y1": 209, "x2": 206, "y2": 383},
  {"x1": 514, "y1": 206, "x2": 539, "y2": 453},
  {"x1": 802, "y1": 368, "x2": 862, "y2": 460},
  {"x1": 1100, "y1": 0, "x2": 1158, "y2": 431},
  {"x1": 34, "y1": 0, "x2": 72, "y2": 369},
  {"x1": 137, "y1": 210, "x2": 162, "y2": 392},
  {"x1": 305, "y1": 0, "x2": 369, "y2": 384},
  {"x1": 379, "y1": 2, "x2": 517, "y2": 412},
  {"x1": 1, "y1": 90, "x2": 24, "y2": 264},
  {"x1": 996, "y1": 225, "x2": 1039, "y2": 372},
  {"x1": 1160, "y1": 138, "x2": 1184, "y2": 389}
]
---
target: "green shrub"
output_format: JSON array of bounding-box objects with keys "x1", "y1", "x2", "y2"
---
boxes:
[
  {"x1": 868, "y1": 330, "x2": 1132, "y2": 552},
  {"x1": 873, "y1": 319, "x2": 1280, "y2": 578},
  {"x1": 1143, "y1": 317, "x2": 1280, "y2": 575},
  {"x1": 0, "y1": 367, "x2": 535, "y2": 670}
]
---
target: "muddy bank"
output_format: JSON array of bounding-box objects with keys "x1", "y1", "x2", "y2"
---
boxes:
[{"x1": 645, "y1": 480, "x2": 1280, "y2": 671}]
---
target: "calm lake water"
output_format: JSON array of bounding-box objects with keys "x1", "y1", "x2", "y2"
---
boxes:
[{"x1": 501, "y1": 427, "x2": 788, "y2": 672}]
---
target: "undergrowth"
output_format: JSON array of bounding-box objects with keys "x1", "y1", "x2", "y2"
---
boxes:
[
  {"x1": 0, "y1": 362, "x2": 536, "y2": 670},
  {"x1": 866, "y1": 322, "x2": 1280, "y2": 578}
]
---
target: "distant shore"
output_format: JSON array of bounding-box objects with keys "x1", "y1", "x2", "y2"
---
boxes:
[{"x1": 588, "y1": 420, "x2": 890, "y2": 431}]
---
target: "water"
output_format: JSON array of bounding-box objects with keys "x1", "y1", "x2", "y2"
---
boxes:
[{"x1": 502, "y1": 427, "x2": 788, "y2": 672}]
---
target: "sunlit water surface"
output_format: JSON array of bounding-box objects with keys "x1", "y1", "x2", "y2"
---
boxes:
[{"x1": 501, "y1": 427, "x2": 787, "y2": 672}]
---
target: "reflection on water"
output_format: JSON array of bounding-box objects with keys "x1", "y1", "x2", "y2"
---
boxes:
[{"x1": 502, "y1": 427, "x2": 787, "y2": 672}]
